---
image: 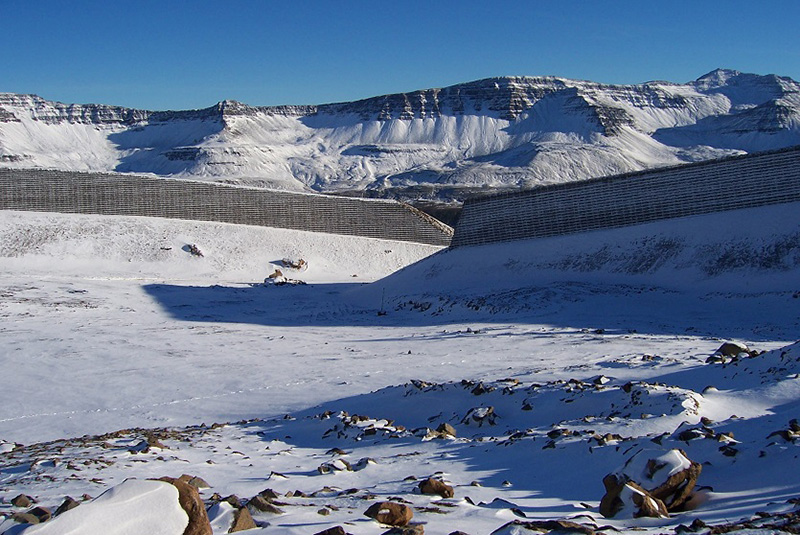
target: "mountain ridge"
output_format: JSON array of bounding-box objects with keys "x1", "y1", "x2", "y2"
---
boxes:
[{"x1": 1, "y1": 69, "x2": 799, "y2": 201}]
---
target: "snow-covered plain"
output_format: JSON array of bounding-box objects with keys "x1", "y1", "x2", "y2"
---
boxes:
[{"x1": 1, "y1": 205, "x2": 799, "y2": 535}]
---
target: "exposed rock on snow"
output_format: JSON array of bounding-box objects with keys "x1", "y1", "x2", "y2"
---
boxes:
[
  {"x1": 714, "y1": 341, "x2": 753, "y2": 358},
  {"x1": 436, "y1": 423, "x2": 457, "y2": 437},
  {"x1": 157, "y1": 476, "x2": 212, "y2": 535},
  {"x1": 10, "y1": 496, "x2": 34, "y2": 509},
  {"x1": 364, "y1": 501, "x2": 414, "y2": 527},
  {"x1": 53, "y1": 498, "x2": 80, "y2": 517},
  {"x1": 228, "y1": 506, "x2": 257, "y2": 532},
  {"x1": 600, "y1": 449, "x2": 701, "y2": 518},
  {"x1": 461, "y1": 406, "x2": 497, "y2": 427},
  {"x1": 246, "y1": 495, "x2": 284, "y2": 515},
  {"x1": 313, "y1": 527, "x2": 349, "y2": 535},
  {"x1": 418, "y1": 478, "x2": 455, "y2": 498}
]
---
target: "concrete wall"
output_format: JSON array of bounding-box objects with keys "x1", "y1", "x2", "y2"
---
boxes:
[
  {"x1": 452, "y1": 146, "x2": 800, "y2": 247},
  {"x1": 0, "y1": 168, "x2": 453, "y2": 246}
]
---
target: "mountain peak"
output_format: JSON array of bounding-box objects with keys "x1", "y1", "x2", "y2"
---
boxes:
[{"x1": 695, "y1": 68, "x2": 743, "y2": 87}]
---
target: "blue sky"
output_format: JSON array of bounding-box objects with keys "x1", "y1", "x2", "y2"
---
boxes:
[{"x1": 2, "y1": 1, "x2": 798, "y2": 110}]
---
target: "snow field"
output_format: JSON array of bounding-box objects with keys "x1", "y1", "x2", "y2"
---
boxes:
[{"x1": 0, "y1": 204, "x2": 799, "y2": 535}]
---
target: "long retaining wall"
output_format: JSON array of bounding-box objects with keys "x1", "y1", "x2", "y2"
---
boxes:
[
  {"x1": 0, "y1": 168, "x2": 453, "y2": 246},
  {"x1": 452, "y1": 146, "x2": 800, "y2": 247}
]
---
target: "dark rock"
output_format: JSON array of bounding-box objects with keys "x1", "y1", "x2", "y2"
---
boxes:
[
  {"x1": 314, "y1": 527, "x2": 348, "y2": 535},
  {"x1": 599, "y1": 473, "x2": 625, "y2": 518},
  {"x1": 247, "y1": 495, "x2": 284, "y2": 515},
  {"x1": 647, "y1": 453, "x2": 703, "y2": 510},
  {"x1": 11, "y1": 494, "x2": 35, "y2": 508},
  {"x1": 222, "y1": 495, "x2": 243, "y2": 508},
  {"x1": 12, "y1": 512, "x2": 41, "y2": 525},
  {"x1": 364, "y1": 501, "x2": 414, "y2": 526},
  {"x1": 27, "y1": 506, "x2": 52, "y2": 523},
  {"x1": 601, "y1": 449, "x2": 701, "y2": 517},
  {"x1": 716, "y1": 341, "x2": 749, "y2": 357},
  {"x1": 436, "y1": 423, "x2": 457, "y2": 437},
  {"x1": 461, "y1": 406, "x2": 497, "y2": 426},
  {"x1": 55, "y1": 496, "x2": 80, "y2": 516},
  {"x1": 471, "y1": 382, "x2": 494, "y2": 395},
  {"x1": 629, "y1": 481, "x2": 669, "y2": 518},
  {"x1": 229, "y1": 507, "x2": 257, "y2": 532},
  {"x1": 418, "y1": 478, "x2": 454, "y2": 498},
  {"x1": 178, "y1": 474, "x2": 211, "y2": 489},
  {"x1": 318, "y1": 459, "x2": 353, "y2": 473},
  {"x1": 353, "y1": 457, "x2": 377, "y2": 471},
  {"x1": 144, "y1": 432, "x2": 168, "y2": 450},
  {"x1": 258, "y1": 488, "x2": 280, "y2": 501}
]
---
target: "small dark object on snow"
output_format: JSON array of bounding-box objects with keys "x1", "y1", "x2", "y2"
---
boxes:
[{"x1": 186, "y1": 244, "x2": 203, "y2": 257}]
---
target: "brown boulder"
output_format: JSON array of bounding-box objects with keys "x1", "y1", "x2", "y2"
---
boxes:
[
  {"x1": 27, "y1": 506, "x2": 52, "y2": 523},
  {"x1": 247, "y1": 495, "x2": 284, "y2": 515},
  {"x1": 178, "y1": 474, "x2": 211, "y2": 489},
  {"x1": 648, "y1": 458, "x2": 702, "y2": 510},
  {"x1": 157, "y1": 477, "x2": 212, "y2": 535},
  {"x1": 55, "y1": 496, "x2": 80, "y2": 516},
  {"x1": 599, "y1": 472, "x2": 622, "y2": 518},
  {"x1": 627, "y1": 449, "x2": 701, "y2": 511},
  {"x1": 364, "y1": 501, "x2": 414, "y2": 526},
  {"x1": 258, "y1": 488, "x2": 280, "y2": 501},
  {"x1": 600, "y1": 475, "x2": 669, "y2": 519},
  {"x1": 229, "y1": 507, "x2": 257, "y2": 533},
  {"x1": 602, "y1": 448, "x2": 702, "y2": 516},
  {"x1": 626, "y1": 482, "x2": 669, "y2": 518},
  {"x1": 716, "y1": 341, "x2": 749, "y2": 357},
  {"x1": 418, "y1": 478, "x2": 454, "y2": 498},
  {"x1": 11, "y1": 494, "x2": 35, "y2": 508},
  {"x1": 436, "y1": 423, "x2": 457, "y2": 437},
  {"x1": 12, "y1": 512, "x2": 41, "y2": 525}
]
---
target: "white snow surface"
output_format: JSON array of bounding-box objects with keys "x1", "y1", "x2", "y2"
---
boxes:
[{"x1": 1, "y1": 205, "x2": 799, "y2": 535}]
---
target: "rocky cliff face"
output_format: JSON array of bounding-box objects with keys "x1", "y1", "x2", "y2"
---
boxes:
[{"x1": 1, "y1": 69, "x2": 799, "y2": 201}]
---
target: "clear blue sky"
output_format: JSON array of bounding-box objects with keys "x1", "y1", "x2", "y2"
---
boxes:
[{"x1": 2, "y1": 0, "x2": 798, "y2": 110}]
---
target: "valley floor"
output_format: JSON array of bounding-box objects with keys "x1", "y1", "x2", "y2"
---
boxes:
[{"x1": 1, "y1": 210, "x2": 799, "y2": 535}]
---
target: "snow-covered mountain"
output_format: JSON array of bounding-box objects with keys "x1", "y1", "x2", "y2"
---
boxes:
[{"x1": 2, "y1": 69, "x2": 799, "y2": 201}]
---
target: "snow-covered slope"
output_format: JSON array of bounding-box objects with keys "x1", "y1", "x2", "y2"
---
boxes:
[
  {"x1": 1, "y1": 203, "x2": 799, "y2": 535},
  {"x1": 2, "y1": 69, "x2": 799, "y2": 201}
]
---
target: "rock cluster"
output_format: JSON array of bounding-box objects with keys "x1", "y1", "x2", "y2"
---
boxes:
[{"x1": 600, "y1": 449, "x2": 702, "y2": 519}]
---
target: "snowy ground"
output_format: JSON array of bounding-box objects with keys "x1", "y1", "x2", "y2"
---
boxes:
[{"x1": 1, "y1": 206, "x2": 799, "y2": 535}]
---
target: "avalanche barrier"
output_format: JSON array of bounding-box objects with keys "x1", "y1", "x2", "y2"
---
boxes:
[
  {"x1": 451, "y1": 146, "x2": 800, "y2": 247},
  {"x1": 0, "y1": 168, "x2": 453, "y2": 246}
]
